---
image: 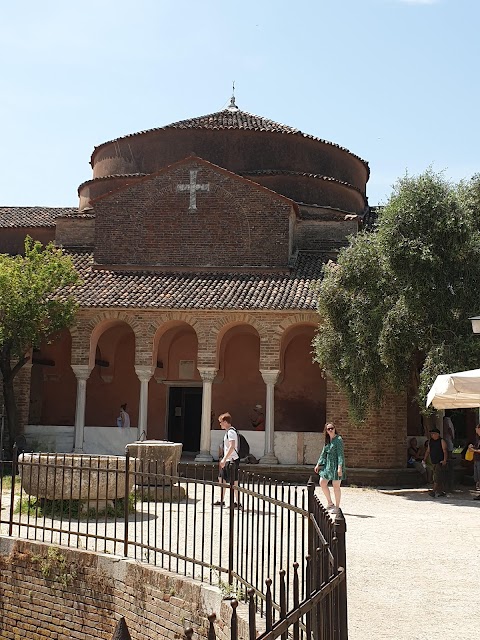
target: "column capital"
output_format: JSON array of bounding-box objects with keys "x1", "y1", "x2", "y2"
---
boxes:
[
  {"x1": 198, "y1": 367, "x2": 217, "y2": 383},
  {"x1": 135, "y1": 365, "x2": 155, "y2": 382},
  {"x1": 260, "y1": 369, "x2": 280, "y2": 385},
  {"x1": 71, "y1": 365, "x2": 91, "y2": 381}
]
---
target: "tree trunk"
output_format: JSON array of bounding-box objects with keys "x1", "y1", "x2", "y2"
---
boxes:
[{"x1": 0, "y1": 347, "x2": 21, "y2": 457}]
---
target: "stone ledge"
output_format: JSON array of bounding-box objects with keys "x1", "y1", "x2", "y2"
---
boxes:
[{"x1": 179, "y1": 462, "x2": 426, "y2": 487}]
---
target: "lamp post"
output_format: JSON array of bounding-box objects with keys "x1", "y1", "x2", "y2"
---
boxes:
[
  {"x1": 469, "y1": 316, "x2": 480, "y2": 424},
  {"x1": 469, "y1": 316, "x2": 480, "y2": 334}
]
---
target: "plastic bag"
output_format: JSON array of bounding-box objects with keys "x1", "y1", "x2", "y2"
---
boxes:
[{"x1": 465, "y1": 448, "x2": 474, "y2": 462}]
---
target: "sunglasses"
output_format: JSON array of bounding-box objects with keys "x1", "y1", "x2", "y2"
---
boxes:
[{"x1": 326, "y1": 427, "x2": 335, "y2": 432}]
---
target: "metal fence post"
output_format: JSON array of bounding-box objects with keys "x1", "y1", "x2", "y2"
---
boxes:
[
  {"x1": 124, "y1": 448, "x2": 130, "y2": 557},
  {"x1": 307, "y1": 477, "x2": 316, "y2": 589},
  {"x1": 230, "y1": 599, "x2": 238, "y2": 640},
  {"x1": 334, "y1": 510, "x2": 348, "y2": 640},
  {"x1": 9, "y1": 444, "x2": 18, "y2": 536},
  {"x1": 228, "y1": 467, "x2": 235, "y2": 585}
]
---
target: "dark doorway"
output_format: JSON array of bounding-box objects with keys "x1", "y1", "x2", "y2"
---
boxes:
[{"x1": 168, "y1": 387, "x2": 202, "y2": 452}]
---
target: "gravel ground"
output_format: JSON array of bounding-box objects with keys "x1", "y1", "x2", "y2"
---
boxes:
[
  {"x1": 333, "y1": 485, "x2": 480, "y2": 640},
  {"x1": 2, "y1": 481, "x2": 479, "y2": 639}
]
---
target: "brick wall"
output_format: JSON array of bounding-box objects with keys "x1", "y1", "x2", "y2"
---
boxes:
[
  {"x1": 326, "y1": 376, "x2": 407, "y2": 469},
  {"x1": 0, "y1": 228, "x2": 55, "y2": 255},
  {"x1": 0, "y1": 538, "x2": 247, "y2": 640},
  {"x1": 93, "y1": 159, "x2": 293, "y2": 269},
  {"x1": 294, "y1": 219, "x2": 358, "y2": 253},
  {"x1": 55, "y1": 217, "x2": 95, "y2": 248}
]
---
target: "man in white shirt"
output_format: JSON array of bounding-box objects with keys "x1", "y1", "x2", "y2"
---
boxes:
[{"x1": 214, "y1": 412, "x2": 242, "y2": 508}]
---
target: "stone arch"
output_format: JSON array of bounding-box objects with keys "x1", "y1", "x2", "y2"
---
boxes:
[
  {"x1": 29, "y1": 327, "x2": 76, "y2": 427},
  {"x1": 212, "y1": 318, "x2": 263, "y2": 430},
  {"x1": 212, "y1": 313, "x2": 266, "y2": 359},
  {"x1": 84, "y1": 316, "x2": 139, "y2": 429},
  {"x1": 152, "y1": 318, "x2": 200, "y2": 382},
  {"x1": 277, "y1": 319, "x2": 319, "y2": 377},
  {"x1": 147, "y1": 314, "x2": 203, "y2": 443},
  {"x1": 275, "y1": 320, "x2": 326, "y2": 432},
  {"x1": 85, "y1": 311, "x2": 142, "y2": 369}
]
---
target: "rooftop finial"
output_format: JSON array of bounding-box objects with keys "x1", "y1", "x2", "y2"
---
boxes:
[{"x1": 227, "y1": 81, "x2": 239, "y2": 111}]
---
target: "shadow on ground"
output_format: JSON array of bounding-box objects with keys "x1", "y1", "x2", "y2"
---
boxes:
[{"x1": 377, "y1": 486, "x2": 480, "y2": 508}]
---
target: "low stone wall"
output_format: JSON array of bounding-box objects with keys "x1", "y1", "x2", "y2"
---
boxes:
[
  {"x1": 210, "y1": 430, "x2": 324, "y2": 464},
  {"x1": 23, "y1": 425, "x2": 137, "y2": 455},
  {"x1": 0, "y1": 538, "x2": 246, "y2": 640}
]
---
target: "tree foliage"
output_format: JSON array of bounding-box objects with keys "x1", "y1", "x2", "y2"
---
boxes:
[
  {"x1": 314, "y1": 170, "x2": 480, "y2": 422},
  {"x1": 0, "y1": 237, "x2": 79, "y2": 446}
]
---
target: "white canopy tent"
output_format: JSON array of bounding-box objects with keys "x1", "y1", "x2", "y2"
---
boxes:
[{"x1": 426, "y1": 368, "x2": 480, "y2": 409}]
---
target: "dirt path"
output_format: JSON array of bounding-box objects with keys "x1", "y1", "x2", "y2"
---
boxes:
[{"x1": 333, "y1": 486, "x2": 479, "y2": 640}]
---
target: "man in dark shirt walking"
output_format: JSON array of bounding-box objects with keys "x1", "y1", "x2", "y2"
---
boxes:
[{"x1": 424, "y1": 427, "x2": 448, "y2": 498}]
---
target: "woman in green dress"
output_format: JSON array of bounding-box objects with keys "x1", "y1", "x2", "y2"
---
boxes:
[{"x1": 314, "y1": 423, "x2": 346, "y2": 513}]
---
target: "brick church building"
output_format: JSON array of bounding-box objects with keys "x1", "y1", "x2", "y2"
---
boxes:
[{"x1": 0, "y1": 98, "x2": 408, "y2": 469}]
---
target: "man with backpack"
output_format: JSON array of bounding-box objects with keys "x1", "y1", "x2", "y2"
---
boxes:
[{"x1": 215, "y1": 412, "x2": 242, "y2": 509}]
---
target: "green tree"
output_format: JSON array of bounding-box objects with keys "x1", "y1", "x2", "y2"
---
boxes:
[
  {"x1": 0, "y1": 238, "x2": 79, "y2": 449},
  {"x1": 314, "y1": 170, "x2": 480, "y2": 422}
]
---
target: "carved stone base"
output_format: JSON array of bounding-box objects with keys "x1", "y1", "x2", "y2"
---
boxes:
[
  {"x1": 259, "y1": 452, "x2": 279, "y2": 465},
  {"x1": 194, "y1": 451, "x2": 214, "y2": 463}
]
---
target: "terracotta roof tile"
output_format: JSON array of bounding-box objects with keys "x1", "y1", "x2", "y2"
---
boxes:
[
  {"x1": 77, "y1": 173, "x2": 147, "y2": 194},
  {"x1": 64, "y1": 251, "x2": 325, "y2": 311},
  {"x1": 0, "y1": 206, "x2": 77, "y2": 228}
]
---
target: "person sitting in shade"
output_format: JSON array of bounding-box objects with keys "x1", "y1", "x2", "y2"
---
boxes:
[
  {"x1": 407, "y1": 437, "x2": 427, "y2": 480},
  {"x1": 117, "y1": 403, "x2": 130, "y2": 429}
]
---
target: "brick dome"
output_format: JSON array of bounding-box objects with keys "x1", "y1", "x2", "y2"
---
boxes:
[{"x1": 79, "y1": 101, "x2": 369, "y2": 214}]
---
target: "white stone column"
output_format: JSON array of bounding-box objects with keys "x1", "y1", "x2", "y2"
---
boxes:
[
  {"x1": 260, "y1": 369, "x2": 280, "y2": 464},
  {"x1": 135, "y1": 366, "x2": 154, "y2": 441},
  {"x1": 195, "y1": 367, "x2": 217, "y2": 462},
  {"x1": 436, "y1": 409, "x2": 445, "y2": 435},
  {"x1": 71, "y1": 365, "x2": 91, "y2": 453}
]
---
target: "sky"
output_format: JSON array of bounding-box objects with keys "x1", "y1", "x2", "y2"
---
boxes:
[{"x1": 1, "y1": 0, "x2": 479, "y2": 207}]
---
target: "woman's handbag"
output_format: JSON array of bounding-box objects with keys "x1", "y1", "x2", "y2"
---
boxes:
[{"x1": 465, "y1": 448, "x2": 474, "y2": 462}]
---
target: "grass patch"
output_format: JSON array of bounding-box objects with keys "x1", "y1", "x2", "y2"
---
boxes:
[
  {"x1": 15, "y1": 493, "x2": 136, "y2": 519},
  {"x1": 0, "y1": 472, "x2": 20, "y2": 492}
]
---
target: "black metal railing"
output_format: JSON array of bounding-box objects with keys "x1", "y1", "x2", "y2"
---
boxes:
[{"x1": 0, "y1": 448, "x2": 347, "y2": 639}]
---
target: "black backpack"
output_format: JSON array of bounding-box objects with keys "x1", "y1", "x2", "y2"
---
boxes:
[{"x1": 231, "y1": 428, "x2": 250, "y2": 459}]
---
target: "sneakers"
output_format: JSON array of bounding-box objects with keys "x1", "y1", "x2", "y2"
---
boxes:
[
  {"x1": 428, "y1": 491, "x2": 437, "y2": 498},
  {"x1": 473, "y1": 494, "x2": 480, "y2": 501},
  {"x1": 214, "y1": 500, "x2": 243, "y2": 509},
  {"x1": 437, "y1": 492, "x2": 447, "y2": 497}
]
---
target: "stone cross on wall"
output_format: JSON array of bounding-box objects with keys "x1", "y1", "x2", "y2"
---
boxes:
[{"x1": 176, "y1": 169, "x2": 210, "y2": 210}]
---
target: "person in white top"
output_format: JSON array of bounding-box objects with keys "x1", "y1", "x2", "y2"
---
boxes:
[
  {"x1": 117, "y1": 403, "x2": 130, "y2": 429},
  {"x1": 214, "y1": 412, "x2": 242, "y2": 508}
]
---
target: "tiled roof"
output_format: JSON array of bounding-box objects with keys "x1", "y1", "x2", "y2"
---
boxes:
[
  {"x1": 57, "y1": 212, "x2": 95, "y2": 219},
  {"x1": 242, "y1": 169, "x2": 367, "y2": 199},
  {"x1": 91, "y1": 107, "x2": 369, "y2": 172},
  {"x1": 77, "y1": 173, "x2": 147, "y2": 193},
  {"x1": 0, "y1": 207, "x2": 77, "y2": 228},
  {"x1": 165, "y1": 109, "x2": 300, "y2": 134},
  {"x1": 64, "y1": 251, "x2": 324, "y2": 310}
]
